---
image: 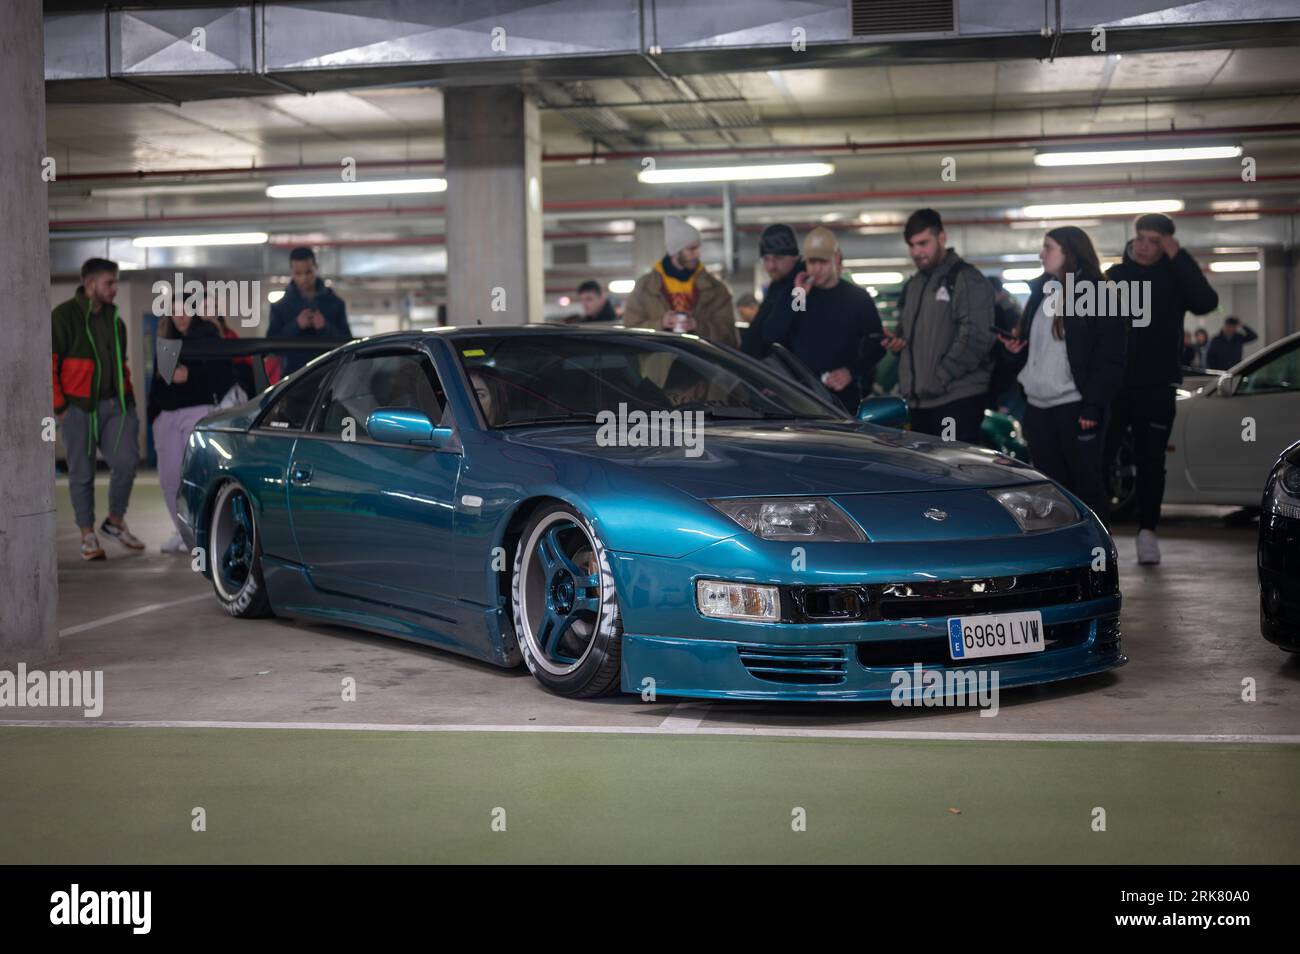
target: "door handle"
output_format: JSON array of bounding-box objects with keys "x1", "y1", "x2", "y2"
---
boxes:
[{"x1": 290, "y1": 463, "x2": 313, "y2": 484}]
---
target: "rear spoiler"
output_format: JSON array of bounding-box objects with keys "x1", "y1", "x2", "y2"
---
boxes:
[{"x1": 158, "y1": 337, "x2": 350, "y2": 392}]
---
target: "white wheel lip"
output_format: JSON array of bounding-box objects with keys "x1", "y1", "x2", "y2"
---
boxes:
[
  {"x1": 517, "y1": 511, "x2": 603, "y2": 677},
  {"x1": 210, "y1": 481, "x2": 255, "y2": 602}
]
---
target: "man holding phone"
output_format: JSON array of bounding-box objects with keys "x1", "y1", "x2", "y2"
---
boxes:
[{"x1": 268, "y1": 246, "x2": 353, "y2": 376}]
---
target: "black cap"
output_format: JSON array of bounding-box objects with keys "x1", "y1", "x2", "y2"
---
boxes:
[{"x1": 758, "y1": 223, "x2": 799, "y2": 257}]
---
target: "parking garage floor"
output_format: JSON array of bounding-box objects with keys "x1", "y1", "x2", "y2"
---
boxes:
[{"x1": 1, "y1": 475, "x2": 1297, "y2": 863}]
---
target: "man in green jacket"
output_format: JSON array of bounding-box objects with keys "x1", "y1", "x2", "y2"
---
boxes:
[{"x1": 52, "y1": 258, "x2": 144, "y2": 560}]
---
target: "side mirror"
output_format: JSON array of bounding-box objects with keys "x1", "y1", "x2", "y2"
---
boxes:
[
  {"x1": 366, "y1": 407, "x2": 454, "y2": 448},
  {"x1": 1209, "y1": 373, "x2": 1237, "y2": 397},
  {"x1": 856, "y1": 395, "x2": 910, "y2": 429}
]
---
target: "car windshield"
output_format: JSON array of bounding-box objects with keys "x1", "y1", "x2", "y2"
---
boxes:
[{"x1": 452, "y1": 331, "x2": 847, "y2": 428}]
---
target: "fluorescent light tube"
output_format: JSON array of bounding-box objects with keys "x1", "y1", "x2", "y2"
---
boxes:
[
  {"x1": 1019, "y1": 199, "x2": 1183, "y2": 219},
  {"x1": 1034, "y1": 145, "x2": 1241, "y2": 167},
  {"x1": 266, "y1": 178, "x2": 447, "y2": 198},
  {"x1": 638, "y1": 162, "x2": 834, "y2": 184},
  {"x1": 132, "y1": 232, "x2": 269, "y2": 248}
]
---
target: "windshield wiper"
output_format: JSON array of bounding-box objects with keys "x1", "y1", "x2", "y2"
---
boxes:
[
  {"x1": 697, "y1": 407, "x2": 835, "y2": 421},
  {"x1": 498, "y1": 413, "x2": 600, "y2": 428}
]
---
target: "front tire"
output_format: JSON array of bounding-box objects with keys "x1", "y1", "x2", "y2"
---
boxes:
[
  {"x1": 511, "y1": 504, "x2": 622, "y2": 698},
  {"x1": 208, "y1": 481, "x2": 272, "y2": 618}
]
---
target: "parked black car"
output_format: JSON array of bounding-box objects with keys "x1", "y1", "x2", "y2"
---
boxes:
[{"x1": 1260, "y1": 438, "x2": 1300, "y2": 651}]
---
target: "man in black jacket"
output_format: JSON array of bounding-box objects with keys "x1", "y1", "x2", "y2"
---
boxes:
[
  {"x1": 1205, "y1": 316, "x2": 1257, "y2": 370},
  {"x1": 1104, "y1": 214, "x2": 1219, "y2": 564},
  {"x1": 268, "y1": 247, "x2": 352, "y2": 376},
  {"x1": 740, "y1": 224, "x2": 804, "y2": 358},
  {"x1": 757, "y1": 227, "x2": 885, "y2": 413}
]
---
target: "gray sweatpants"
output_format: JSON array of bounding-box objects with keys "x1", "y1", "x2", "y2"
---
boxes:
[
  {"x1": 153, "y1": 403, "x2": 212, "y2": 535},
  {"x1": 62, "y1": 399, "x2": 139, "y2": 530}
]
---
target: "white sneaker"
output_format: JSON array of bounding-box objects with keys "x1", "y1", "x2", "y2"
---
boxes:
[
  {"x1": 1136, "y1": 529, "x2": 1161, "y2": 565},
  {"x1": 80, "y1": 532, "x2": 106, "y2": 561},
  {"x1": 100, "y1": 518, "x2": 145, "y2": 550},
  {"x1": 160, "y1": 534, "x2": 187, "y2": 554}
]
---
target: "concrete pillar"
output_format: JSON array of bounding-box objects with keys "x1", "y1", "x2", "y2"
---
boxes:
[
  {"x1": 0, "y1": 0, "x2": 57, "y2": 666},
  {"x1": 721, "y1": 184, "x2": 737, "y2": 280},
  {"x1": 632, "y1": 220, "x2": 665, "y2": 276},
  {"x1": 1258, "y1": 248, "x2": 1297, "y2": 344},
  {"x1": 444, "y1": 87, "x2": 543, "y2": 325}
]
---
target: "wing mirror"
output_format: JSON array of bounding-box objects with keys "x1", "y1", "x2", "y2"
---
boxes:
[
  {"x1": 366, "y1": 407, "x2": 454, "y2": 448},
  {"x1": 1210, "y1": 373, "x2": 1238, "y2": 397},
  {"x1": 856, "y1": 395, "x2": 910, "y2": 428}
]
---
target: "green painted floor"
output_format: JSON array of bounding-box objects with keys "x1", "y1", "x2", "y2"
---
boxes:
[{"x1": 2, "y1": 727, "x2": 1296, "y2": 863}]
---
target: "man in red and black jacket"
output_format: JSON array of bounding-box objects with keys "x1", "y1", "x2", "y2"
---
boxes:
[{"x1": 52, "y1": 258, "x2": 145, "y2": 560}]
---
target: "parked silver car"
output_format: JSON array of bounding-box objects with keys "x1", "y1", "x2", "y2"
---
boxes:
[{"x1": 1111, "y1": 332, "x2": 1300, "y2": 512}]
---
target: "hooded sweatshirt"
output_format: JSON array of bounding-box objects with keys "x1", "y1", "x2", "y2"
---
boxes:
[
  {"x1": 147, "y1": 318, "x2": 237, "y2": 423},
  {"x1": 267, "y1": 278, "x2": 352, "y2": 375},
  {"x1": 1106, "y1": 243, "x2": 1219, "y2": 387}
]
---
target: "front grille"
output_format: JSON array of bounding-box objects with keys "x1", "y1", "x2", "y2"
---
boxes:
[
  {"x1": 738, "y1": 644, "x2": 848, "y2": 686},
  {"x1": 785, "y1": 567, "x2": 1110, "y2": 624},
  {"x1": 856, "y1": 619, "x2": 1094, "y2": 668}
]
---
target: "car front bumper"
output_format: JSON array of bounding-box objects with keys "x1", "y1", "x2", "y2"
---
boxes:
[
  {"x1": 620, "y1": 602, "x2": 1123, "y2": 701},
  {"x1": 1259, "y1": 510, "x2": 1300, "y2": 650},
  {"x1": 609, "y1": 520, "x2": 1124, "y2": 701}
]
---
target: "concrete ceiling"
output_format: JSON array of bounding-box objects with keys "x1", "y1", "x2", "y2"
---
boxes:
[{"x1": 43, "y1": 43, "x2": 1300, "y2": 283}]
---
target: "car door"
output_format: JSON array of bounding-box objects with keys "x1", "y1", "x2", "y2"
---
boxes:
[
  {"x1": 243, "y1": 360, "x2": 339, "y2": 563},
  {"x1": 286, "y1": 344, "x2": 463, "y2": 616},
  {"x1": 1184, "y1": 337, "x2": 1300, "y2": 496}
]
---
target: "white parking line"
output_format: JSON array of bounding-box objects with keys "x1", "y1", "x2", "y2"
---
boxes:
[
  {"x1": 658, "y1": 702, "x2": 711, "y2": 730},
  {"x1": 1, "y1": 719, "x2": 1297, "y2": 745},
  {"x1": 58, "y1": 592, "x2": 211, "y2": 637}
]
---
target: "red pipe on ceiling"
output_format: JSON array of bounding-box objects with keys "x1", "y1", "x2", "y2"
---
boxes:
[
  {"x1": 50, "y1": 122, "x2": 1300, "y2": 183},
  {"x1": 50, "y1": 172, "x2": 1300, "y2": 231}
]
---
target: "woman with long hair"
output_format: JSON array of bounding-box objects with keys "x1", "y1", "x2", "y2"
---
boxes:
[
  {"x1": 997, "y1": 226, "x2": 1127, "y2": 523},
  {"x1": 148, "y1": 305, "x2": 236, "y2": 552}
]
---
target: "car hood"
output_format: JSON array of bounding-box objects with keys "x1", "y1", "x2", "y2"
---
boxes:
[{"x1": 504, "y1": 421, "x2": 1044, "y2": 498}]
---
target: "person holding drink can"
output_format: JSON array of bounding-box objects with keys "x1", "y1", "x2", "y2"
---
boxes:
[{"x1": 623, "y1": 215, "x2": 739, "y2": 347}]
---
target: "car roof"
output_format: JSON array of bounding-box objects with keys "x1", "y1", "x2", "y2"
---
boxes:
[{"x1": 341, "y1": 323, "x2": 700, "y2": 348}]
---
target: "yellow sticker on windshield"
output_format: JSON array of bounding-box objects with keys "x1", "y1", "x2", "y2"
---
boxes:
[{"x1": 462, "y1": 349, "x2": 486, "y2": 357}]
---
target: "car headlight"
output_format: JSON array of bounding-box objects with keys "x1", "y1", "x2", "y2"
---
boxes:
[
  {"x1": 1267, "y1": 460, "x2": 1300, "y2": 519},
  {"x1": 988, "y1": 483, "x2": 1079, "y2": 532},
  {"x1": 707, "y1": 497, "x2": 866, "y2": 542},
  {"x1": 696, "y1": 580, "x2": 780, "y2": 621}
]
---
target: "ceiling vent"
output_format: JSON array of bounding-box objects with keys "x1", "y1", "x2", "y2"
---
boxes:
[{"x1": 850, "y1": 0, "x2": 956, "y2": 36}]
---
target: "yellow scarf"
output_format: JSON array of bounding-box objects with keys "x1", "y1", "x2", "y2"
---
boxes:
[{"x1": 654, "y1": 259, "x2": 703, "y2": 314}]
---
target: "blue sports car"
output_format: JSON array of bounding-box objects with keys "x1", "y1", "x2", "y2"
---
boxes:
[{"x1": 178, "y1": 325, "x2": 1124, "y2": 700}]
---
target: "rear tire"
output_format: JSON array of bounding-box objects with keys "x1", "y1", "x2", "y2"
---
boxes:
[
  {"x1": 511, "y1": 504, "x2": 622, "y2": 698},
  {"x1": 208, "y1": 481, "x2": 273, "y2": 618}
]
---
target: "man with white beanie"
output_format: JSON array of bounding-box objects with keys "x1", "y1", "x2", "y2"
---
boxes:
[{"x1": 622, "y1": 215, "x2": 739, "y2": 347}]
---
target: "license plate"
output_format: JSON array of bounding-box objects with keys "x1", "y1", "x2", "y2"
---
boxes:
[{"x1": 948, "y1": 611, "x2": 1045, "y2": 660}]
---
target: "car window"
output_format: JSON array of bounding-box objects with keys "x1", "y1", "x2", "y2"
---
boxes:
[
  {"x1": 258, "y1": 362, "x2": 333, "y2": 431},
  {"x1": 453, "y1": 333, "x2": 844, "y2": 428},
  {"x1": 1237, "y1": 340, "x2": 1300, "y2": 395},
  {"x1": 317, "y1": 351, "x2": 447, "y2": 439}
]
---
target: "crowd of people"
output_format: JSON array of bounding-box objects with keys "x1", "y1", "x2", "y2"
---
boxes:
[
  {"x1": 53, "y1": 208, "x2": 1229, "y2": 567},
  {"x1": 566, "y1": 207, "x2": 1225, "y2": 564}
]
